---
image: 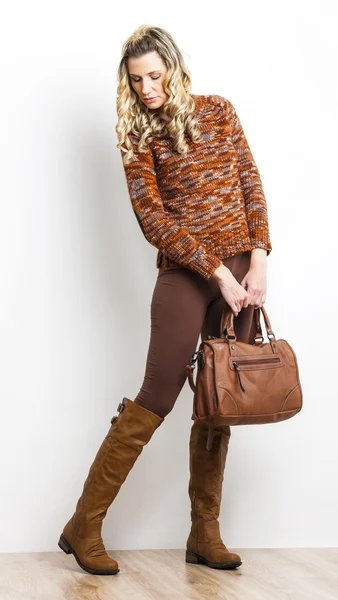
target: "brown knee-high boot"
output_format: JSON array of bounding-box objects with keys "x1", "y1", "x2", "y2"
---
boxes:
[
  {"x1": 186, "y1": 421, "x2": 242, "y2": 569},
  {"x1": 58, "y1": 397, "x2": 164, "y2": 575}
]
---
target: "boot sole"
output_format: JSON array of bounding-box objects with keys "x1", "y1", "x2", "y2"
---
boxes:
[
  {"x1": 58, "y1": 533, "x2": 120, "y2": 575},
  {"x1": 186, "y1": 550, "x2": 242, "y2": 570}
]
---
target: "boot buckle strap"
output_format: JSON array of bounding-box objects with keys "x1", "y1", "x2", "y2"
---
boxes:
[
  {"x1": 110, "y1": 400, "x2": 127, "y2": 424},
  {"x1": 117, "y1": 399, "x2": 127, "y2": 414},
  {"x1": 206, "y1": 425, "x2": 214, "y2": 451}
]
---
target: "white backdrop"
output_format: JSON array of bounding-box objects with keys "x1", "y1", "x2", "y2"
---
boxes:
[{"x1": 1, "y1": 0, "x2": 337, "y2": 552}]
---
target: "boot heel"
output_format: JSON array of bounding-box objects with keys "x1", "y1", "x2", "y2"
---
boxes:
[
  {"x1": 185, "y1": 550, "x2": 201, "y2": 564},
  {"x1": 58, "y1": 533, "x2": 72, "y2": 555}
]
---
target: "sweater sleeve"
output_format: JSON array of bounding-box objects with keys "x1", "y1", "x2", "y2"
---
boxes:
[
  {"x1": 120, "y1": 136, "x2": 223, "y2": 280},
  {"x1": 226, "y1": 99, "x2": 272, "y2": 256}
]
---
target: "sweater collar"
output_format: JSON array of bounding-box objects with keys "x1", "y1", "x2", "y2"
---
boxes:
[
  {"x1": 190, "y1": 94, "x2": 207, "y2": 121},
  {"x1": 191, "y1": 93, "x2": 203, "y2": 112}
]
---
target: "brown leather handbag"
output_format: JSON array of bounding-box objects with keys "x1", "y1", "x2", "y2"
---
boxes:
[{"x1": 186, "y1": 305, "x2": 303, "y2": 450}]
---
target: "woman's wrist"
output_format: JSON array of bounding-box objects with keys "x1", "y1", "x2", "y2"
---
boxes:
[
  {"x1": 211, "y1": 247, "x2": 267, "y2": 281},
  {"x1": 250, "y1": 248, "x2": 267, "y2": 268},
  {"x1": 210, "y1": 263, "x2": 231, "y2": 282}
]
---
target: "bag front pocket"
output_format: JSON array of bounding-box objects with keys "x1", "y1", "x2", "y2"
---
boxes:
[{"x1": 229, "y1": 355, "x2": 283, "y2": 371}]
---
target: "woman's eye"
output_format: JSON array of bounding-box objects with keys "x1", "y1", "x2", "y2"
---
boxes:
[{"x1": 133, "y1": 76, "x2": 160, "y2": 82}]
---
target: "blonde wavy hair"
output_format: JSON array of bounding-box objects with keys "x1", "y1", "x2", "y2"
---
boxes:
[{"x1": 116, "y1": 25, "x2": 203, "y2": 165}]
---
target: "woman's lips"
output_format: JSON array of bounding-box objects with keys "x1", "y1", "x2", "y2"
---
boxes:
[{"x1": 144, "y1": 97, "x2": 157, "y2": 103}]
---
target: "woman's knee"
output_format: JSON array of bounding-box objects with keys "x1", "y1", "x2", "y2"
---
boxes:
[{"x1": 133, "y1": 393, "x2": 177, "y2": 419}]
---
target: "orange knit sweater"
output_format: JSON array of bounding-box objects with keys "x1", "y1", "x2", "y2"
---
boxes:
[{"x1": 120, "y1": 94, "x2": 272, "y2": 280}]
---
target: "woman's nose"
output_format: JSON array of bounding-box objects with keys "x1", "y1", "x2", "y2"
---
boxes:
[{"x1": 142, "y1": 86, "x2": 153, "y2": 95}]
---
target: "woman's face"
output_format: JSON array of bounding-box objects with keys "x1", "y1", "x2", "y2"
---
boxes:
[{"x1": 127, "y1": 51, "x2": 169, "y2": 113}]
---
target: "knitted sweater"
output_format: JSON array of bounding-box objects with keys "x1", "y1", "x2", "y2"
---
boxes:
[{"x1": 120, "y1": 94, "x2": 272, "y2": 280}]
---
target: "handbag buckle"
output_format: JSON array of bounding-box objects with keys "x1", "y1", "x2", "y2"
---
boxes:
[{"x1": 190, "y1": 350, "x2": 199, "y2": 368}]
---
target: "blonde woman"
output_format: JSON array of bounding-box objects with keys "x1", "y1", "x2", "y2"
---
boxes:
[{"x1": 58, "y1": 24, "x2": 272, "y2": 575}]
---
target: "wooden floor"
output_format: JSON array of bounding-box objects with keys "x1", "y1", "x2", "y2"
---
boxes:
[{"x1": 0, "y1": 548, "x2": 337, "y2": 599}]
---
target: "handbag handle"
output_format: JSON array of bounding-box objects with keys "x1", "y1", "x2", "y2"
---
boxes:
[
  {"x1": 253, "y1": 309, "x2": 264, "y2": 344},
  {"x1": 220, "y1": 305, "x2": 276, "y2": 343}
]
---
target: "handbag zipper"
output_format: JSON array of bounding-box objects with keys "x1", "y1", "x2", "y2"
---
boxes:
[
  {"x1": 233, "y1": 357, "x2": 281, "y2": 366},
  {"x1": 232, "y1": 362, "x2": 246, "y2": 391}
]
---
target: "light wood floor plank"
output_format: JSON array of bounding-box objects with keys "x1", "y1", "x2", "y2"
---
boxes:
[{"x1": 0, "y1": 548, "x2": 337, "y2": 600}]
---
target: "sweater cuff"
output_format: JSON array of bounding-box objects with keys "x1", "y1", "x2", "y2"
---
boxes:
[
  {"x1": 248, "y1": 217, "x2": 272, "y2": 257},
  {"x1": 194, "y1": 252, "x2": 223, "y2": 280},
  {"x1": 250, "y1": 238, "x2": 272, "y2": 256}
]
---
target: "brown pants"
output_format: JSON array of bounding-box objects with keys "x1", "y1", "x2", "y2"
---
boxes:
[{"x1": 134, "y1": 250, "x2": 256, "y2": 418}]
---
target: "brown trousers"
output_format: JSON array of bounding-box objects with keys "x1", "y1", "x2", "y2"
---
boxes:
[{"x1": 134, "y1": 250, "x2": 256, "y2": 418}]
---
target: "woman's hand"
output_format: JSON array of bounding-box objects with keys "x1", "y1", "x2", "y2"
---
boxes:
[
  {"x1": 241, "y1": 260, "x2": 267, "y2": 309},
  {"x1": 211, "y1": 265, "x2": 248, "y2": 317},
  {"x1": 211, "y1": 249, "x2": 268, "y2": 314}
]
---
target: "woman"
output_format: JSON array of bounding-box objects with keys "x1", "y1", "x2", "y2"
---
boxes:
[{"x1": 58, "y1": 24, "x2": 272, "y2": 576}]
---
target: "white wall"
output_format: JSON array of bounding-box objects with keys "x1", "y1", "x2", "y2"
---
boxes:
[{"x1": 1, "y1": 0, "x2": 337, "y2": 552}]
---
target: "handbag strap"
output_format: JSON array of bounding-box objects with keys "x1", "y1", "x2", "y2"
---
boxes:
[
  {"x1": 186, "y1": 363, "x2": 196, "y2": 393},
  {"x1": 220, "y1": 305, "x2": 276, "y2": 342},
  {"x1": 207, "y1": 425, "x2": 214, "y2": 451}
]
